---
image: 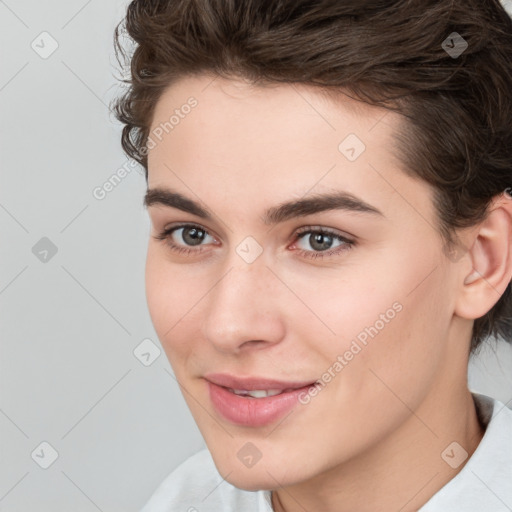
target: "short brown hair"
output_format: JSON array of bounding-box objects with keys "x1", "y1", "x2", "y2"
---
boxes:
[{"x1": 112, "y1": 0, "x2": 512, "y2": 354}]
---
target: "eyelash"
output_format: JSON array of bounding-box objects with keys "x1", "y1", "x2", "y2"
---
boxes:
[{"x1": 153, "y1": 223, "x2": 355, "y2": 260}]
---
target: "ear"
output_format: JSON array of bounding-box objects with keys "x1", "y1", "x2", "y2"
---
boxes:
[{"x1": 454, "y1": 190, "x2": 512, "y2": 321}]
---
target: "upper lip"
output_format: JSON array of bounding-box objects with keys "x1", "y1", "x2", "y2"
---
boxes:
[{"x1": 204, "y1": 373, "x2": 317, "y2": 391}]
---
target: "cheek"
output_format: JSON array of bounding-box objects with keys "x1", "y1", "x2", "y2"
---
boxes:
[
  {"x1": 145, "y1": 248, "x2": 169, "y2": 330},
  {"x1": 144, "y1": 246, "x2": 193, "y2": 350},
  {"x1": 340, "y1": 270, "x2": 452, "y2": 413},
  {"x1": 292, "y1": 265, "x2": 405, "y2": 360},
  {"x1": 312, "y1": 247, "x2": 451, "y2": 395}
]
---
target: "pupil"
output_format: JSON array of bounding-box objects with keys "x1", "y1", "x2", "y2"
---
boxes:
[
  {"x1": 184, "y1": 227, "x2": 205, "y2": 246},
  {"x1": 311, "y1": 233, "x2": 332, "y2": 251}
]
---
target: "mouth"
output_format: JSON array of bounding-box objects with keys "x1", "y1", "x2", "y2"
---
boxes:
[
  {"x1": 226, "y1": 388, "x2": 298, "y2": 398},
  {"x1": 204, "y1": 373, "x2": 318, "y2": 427}
]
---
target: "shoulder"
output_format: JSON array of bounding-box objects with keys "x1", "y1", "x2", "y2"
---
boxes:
[
  {"x1": 140, "y1": 448, "x2": 272, "y2": 512},
  {"x1": 420, "y1": 393, "x2": 512, "y2": 512}
]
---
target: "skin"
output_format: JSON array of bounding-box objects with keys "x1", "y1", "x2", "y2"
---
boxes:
[{"x1": 144, "y1": 74, "x2": 512, "y2": 512}]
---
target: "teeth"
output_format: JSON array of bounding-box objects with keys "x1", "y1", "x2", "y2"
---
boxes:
[{"x1": 230, "y1": 389, "x2": 283, "y2": 398}]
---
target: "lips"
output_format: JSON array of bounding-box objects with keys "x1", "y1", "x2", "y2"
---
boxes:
[
  {"x1": 205, "y1": 373, "x2": 315, "y2": 390},
  {"x1": 204, "y1": 373, "x2": 317, "y2": 427}
]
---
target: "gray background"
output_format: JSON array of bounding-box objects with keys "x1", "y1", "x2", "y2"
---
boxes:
[{"x1": 1, "y1": 1, "x2": 511, "y2": 510}]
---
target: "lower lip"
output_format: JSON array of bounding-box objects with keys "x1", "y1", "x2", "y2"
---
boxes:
[{"x1": 207, "y1": 381, "x2": 314, "y2": 427}]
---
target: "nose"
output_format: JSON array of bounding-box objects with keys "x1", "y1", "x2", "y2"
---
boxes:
[{"x1": 202, "y1": 254, "x2": 286, "y2": 354}]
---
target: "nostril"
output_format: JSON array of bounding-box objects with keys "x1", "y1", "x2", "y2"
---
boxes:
[{"x1": 239, "y1": 339, "x2": 268, "y2": 349}]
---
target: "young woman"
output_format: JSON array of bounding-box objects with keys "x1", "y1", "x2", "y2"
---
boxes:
[{"x1": 112, "y1": 1, "x2": 512, "y2": 510}]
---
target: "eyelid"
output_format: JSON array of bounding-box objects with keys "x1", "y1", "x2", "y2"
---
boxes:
[
  {"x1": 294, "y1": 224, "x2": 355, "y2": 241},
  {"x1": 155, "y1": 221, "x2": 219, "y2": 240}
]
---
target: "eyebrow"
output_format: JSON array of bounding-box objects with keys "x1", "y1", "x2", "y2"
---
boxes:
[{"x1": 143, "y1": 187, "x2": 384, "y2": 225}]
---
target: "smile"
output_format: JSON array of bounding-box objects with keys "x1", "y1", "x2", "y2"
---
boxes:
[
  {"x1": 204, "y1": 373, "x2": 317, "y2": 426},
  {"x1": 229, "y1": 388, "x2": 290, "y2": 398}
]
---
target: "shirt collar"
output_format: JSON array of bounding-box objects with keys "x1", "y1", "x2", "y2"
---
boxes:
[{"x1": 419, "y1": 392, "x2": 512, "y2": 511}]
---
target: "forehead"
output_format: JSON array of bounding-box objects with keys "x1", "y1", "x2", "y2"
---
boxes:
[
  {"x1": 146, "y1": 74, "x2": 436, "y2": 233},
  {"x1": 148, "y1": 74, "x2": 400, "y2": 180},
  {"x1": 150, "y1": 74, "x2": 389, "y2": 140}
]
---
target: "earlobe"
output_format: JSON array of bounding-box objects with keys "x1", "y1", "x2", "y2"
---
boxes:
[{"x1": 454, "y1": 195, "x2": 512, "y2": 320}]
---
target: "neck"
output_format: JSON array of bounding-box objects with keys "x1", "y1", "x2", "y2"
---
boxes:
[{"x1": 272, "y1": 386, "x2": 485, "y2": 512}]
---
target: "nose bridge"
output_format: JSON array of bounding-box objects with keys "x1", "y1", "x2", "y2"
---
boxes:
[
  {"x1": 210, "y1": 244, "x2": 269, "y2": 322},
  {"x1": 215, "y1": 233, "x2": 271, "y2": 304}
]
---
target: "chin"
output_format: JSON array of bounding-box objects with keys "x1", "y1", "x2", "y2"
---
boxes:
[
  {"x1": 210, "y1": 448, "x2": 311, "y2": 491},
  {"x1": 221, "y1": 467, "x2": 282, "y2": 492}
]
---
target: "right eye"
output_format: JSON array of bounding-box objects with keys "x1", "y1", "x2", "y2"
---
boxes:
[{"x1": 154, "y1": 223, "x2": 217, "y2": 255}]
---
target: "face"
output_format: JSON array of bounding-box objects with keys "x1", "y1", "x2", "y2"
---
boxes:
[{"x1": 144, "y1": 74, "x2": 462, "y2": 490}]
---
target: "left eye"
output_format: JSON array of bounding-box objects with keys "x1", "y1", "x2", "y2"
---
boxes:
[{"x1": 294, "y1": 229, "x2": 350, "y2": 253}]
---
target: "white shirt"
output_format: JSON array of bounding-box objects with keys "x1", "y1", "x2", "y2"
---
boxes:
[{"x1": 140, "y1": 392, "x2": 512, "y2": 511}]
